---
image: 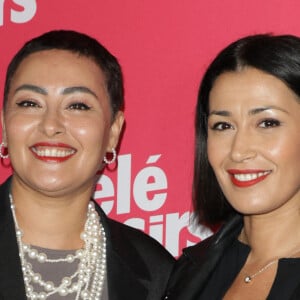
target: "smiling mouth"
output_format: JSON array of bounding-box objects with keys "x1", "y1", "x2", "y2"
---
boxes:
[
  {"x1": 227, "y1": 170, "x2": 271, "y2": 187},
  {"x1": 233, "y1": 171, "x2": 270, "y2": 182},
  {"x1": 31, "y1": 147, "x2": 76, "y2": 157},
  {"x1": 30, "y1": 144, "x2": 76, "y2": 162}
]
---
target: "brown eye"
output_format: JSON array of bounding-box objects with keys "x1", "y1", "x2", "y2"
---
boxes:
[
  {"x1": 211, "y1": 122, "x2": 232, "y2": 131},
  {"x1": 17, "y1": 100, "x2": 40, "y2": 108},
  {"x1": 68, "y1": 102, "x2": 91, "y2": 110},
  {"x1": 259, "y1": 119, "x2": 281, "y2": 128}
]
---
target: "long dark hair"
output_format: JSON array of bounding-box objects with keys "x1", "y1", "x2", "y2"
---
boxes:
[{"x1": 193, "y1": 34, "x2": 300, "y2": 225}]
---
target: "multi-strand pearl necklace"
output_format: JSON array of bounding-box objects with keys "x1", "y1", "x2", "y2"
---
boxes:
[{"x1": 10, "y1": 194, "x2": 106, "y2": 300}]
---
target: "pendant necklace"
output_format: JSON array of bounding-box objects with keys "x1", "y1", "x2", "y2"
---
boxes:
[{"x1": 244, "y1": 248, "x2": 300, "y2": 284}]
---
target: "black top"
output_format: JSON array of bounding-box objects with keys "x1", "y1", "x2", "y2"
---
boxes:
[
  {"x1": 200, "y1": 239, "x2": 300, "y2": 300},
  {"x1": 164, "y1": 214, "x2": 300, "y2": 300}
]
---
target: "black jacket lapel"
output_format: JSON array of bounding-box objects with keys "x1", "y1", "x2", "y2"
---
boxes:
[
  {"x1": 165, "y1": 214, "x2": 243, "y2": 300},
  {"x1": 0, "y1": 178, "x2": 167, "y2": 300},
  {"x1": 95, "y1": 204, "x2": 150, "y2": 300},
  {"x1": 0, "y1": 178, "x2": 27, "y2": 299}
]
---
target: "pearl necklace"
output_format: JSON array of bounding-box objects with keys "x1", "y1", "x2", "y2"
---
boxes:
[{"x1": 10, "y1": 194, "x2": 106, "y2": 299}]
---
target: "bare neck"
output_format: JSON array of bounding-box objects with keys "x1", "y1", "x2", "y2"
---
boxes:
[
  {"x1": 10, "y1": 177, "x2": 94, "y2": 250},
  {"x1": 241, "y1": 204, "x2": 300, "y2": 260}
]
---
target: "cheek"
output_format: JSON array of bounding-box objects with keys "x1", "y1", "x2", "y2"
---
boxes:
[
  {"x1": 70, "y1": 120, "x2": 110, "y2": 147},
  {"x1": 266, "y1": 133, "x2": 300, "y2": 167},
  {"x1": 5, "y1": 115, "x2": 37, "y2": 143}
]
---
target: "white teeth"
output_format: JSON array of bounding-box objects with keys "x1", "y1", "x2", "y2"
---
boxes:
[
  {"x1": 233, "y1": 171, "x2": 270, "y2": 182},
  {"x1": 32, "y1": 148, "x2": 75, "y2": 157}
]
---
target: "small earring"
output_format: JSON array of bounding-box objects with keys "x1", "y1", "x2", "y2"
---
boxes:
[
  {"x1": 0, "y1": 142, "x2": 9, "y2": 159},
  {"x1": 103, "y1": 148, "x2": 117, "y2": 164}
]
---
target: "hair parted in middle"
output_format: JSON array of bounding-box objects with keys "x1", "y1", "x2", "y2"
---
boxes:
[{"x1": 193, "y1": 33, "x2": 300, "y2": 225}]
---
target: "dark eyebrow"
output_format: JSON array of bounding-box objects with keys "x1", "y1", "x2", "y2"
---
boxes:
[
  {"x1": 209, "y1": 110, "x2": 231, "y2": 117},
  {"x1": 14, "y1": 84, "x2": 98, "y2": 99},
  {"x1": 249, "y1": 106, "x2": 289, "y2": 115},
  {"x1": 14, "y1": 84, "x2": 47, "y2": 95},
  {"x1": 209, "y1": 106, "x2": 289, "y2": 117},
  {"x1": 62, "y1": 86, "x2": 98, "y2": 99}
]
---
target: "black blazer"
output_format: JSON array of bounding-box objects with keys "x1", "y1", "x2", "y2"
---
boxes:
[
  {"x1": 164, "y1": 214, "x2": 300, "y2": 300},
  {"x1": 0, "y1": 177, "x2": 175, "y2": 300}
]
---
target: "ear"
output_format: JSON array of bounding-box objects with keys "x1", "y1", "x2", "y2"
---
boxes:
[
  {"x1": 106, "y1": 111, "x2": 124, "y2": 151},
  {"x1": 1, "y1": 109, "x2": 7, "y2": 144}
]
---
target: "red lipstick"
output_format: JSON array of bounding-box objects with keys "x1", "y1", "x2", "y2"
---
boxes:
[
  {"x1": 227, "y1": 169, "x2": 271, "y2": 188},
  {"x1": 30, "y1": 142, "x2": 76, "y2": 163}
]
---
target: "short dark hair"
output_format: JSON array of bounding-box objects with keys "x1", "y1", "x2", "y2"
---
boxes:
[
  {"x1": 3, "y1": 30, "x2": 124, "y2": 118},
  {"x1": 193, "y1": 34, "x2": 300, "y2": 225}
]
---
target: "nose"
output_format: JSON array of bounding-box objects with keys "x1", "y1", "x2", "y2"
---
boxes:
[
  {"x1": 230, "y1": 129, "x2": 257, "y2": 162},
  {"x1": 38, "y1": 108, "x2": 66, "y2": 137}
]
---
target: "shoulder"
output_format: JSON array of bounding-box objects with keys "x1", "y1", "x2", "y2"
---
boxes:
[
  {"x1": 170, "y1": 235, "x2": 215, "y2": 280},
  {"x1": 163, "y1": 236, "x2": 215, "y2": 300},
  {"x1": 173, "y1": 214, "x2": 243, "y2": 271},
  {"x1": 182, "y1": 235, "x2": 215, "y2": 263},
  {"x1": 291, "y1": 282, "x2": 300, "y2": 300},
  {"x1": 0, "y1": 177, "x2": 13, "y2": 229},
  {"x1": 0, "y1": 177, "x2": 11, "y2": 196},
  {"x1": 94, "y1": 201, "x2": 175, "y2": 269},
  {"x1": 107, "y1": 217, "x2": 175, "y2": 264},
  {"x1": 102, "y1": 215, "x2": 175, "y2": 300},
  {"x1": 164, "y1": 215, "x2": 243, "y2": 299}
]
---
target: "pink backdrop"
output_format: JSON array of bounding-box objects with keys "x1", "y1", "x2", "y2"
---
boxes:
[{"x1": 1, "y1": 0, "x2": 300, "y2": 256}]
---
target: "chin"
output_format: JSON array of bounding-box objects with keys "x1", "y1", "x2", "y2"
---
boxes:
[
  {"x1": 232, "y1": 203, "x2": 275, "y2": 216},
  {"x1": 29, "y1": 177, "x2": 71, "y2": 194}
]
